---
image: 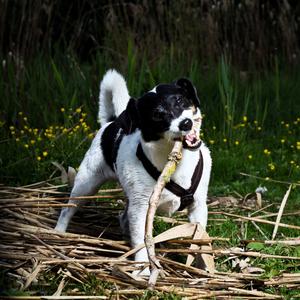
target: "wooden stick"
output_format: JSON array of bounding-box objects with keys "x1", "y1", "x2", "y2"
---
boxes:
[
  {"x1": 240, "y1": 172, "x2": 300, "y2": 187},
  {"x1": 272, "y1": 184, "x2": 292, "y2": 240},
  {"x1": 144, "y1": 140, "x2": 183, "y2": 288},
  {"x1": 213, "y1": 211, "x2": 300, "y2": 230}
]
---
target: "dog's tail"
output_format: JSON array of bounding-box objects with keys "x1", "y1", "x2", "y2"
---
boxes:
[{"x1": 98, "y1": 69, "x2": 130, "y2": 125}]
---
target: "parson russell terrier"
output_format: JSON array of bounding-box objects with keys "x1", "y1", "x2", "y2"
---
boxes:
[{"x1": 55, "y1": 70, "x2": 212, "y2": 269}]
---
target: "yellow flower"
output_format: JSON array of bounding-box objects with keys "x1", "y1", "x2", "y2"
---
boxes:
[
  {"x1": 60, "y1": 107, "x2": 65, "y2": 112},
  {"x1": 76, "y1": 108, "x2": 81, "y2": 113},
  {"x1": 30, "y1": 140, "x2": 35, "y2": 145},
  {"x1": 212, "y1": 126, "x2": 216, "y2": 130},
  {"x1": 23, "y1": 117, "x2": 28, "y2": 121},
  {"x1": 248, "y1": 155, "x2": 253, "y2": 160},
  {"x1": 243, "y1": 116, "x2": 247, "y2": 122},
  {"x1": 24, "y1": 144, "x2": 29, "y2": 148},
  {"x1": 223, "y1": 138, "x2": 227, "y2": 143},
  {"x1": 268, "y1": 163, "x2": 275, "y2": 171},
  {"x1": 43, "y1": 151, "x2": 48, "y2": 157},
  {"x1": 290, "y1": 160, "x2": 295, "y2": 165},
  {"x1": 209, "y1": 140, "x2": 215, "y2": 145},
  {"x1": 9, "y1": 125, "x2": 14, "y2": 130},
  {"x1": 88, "y1": 133, "x2": 94, "y2": 139},
  {"x1": 37, "y1": 156, "x2": 41, "y2": 161},
  {"x1": 235, "y1": 140, "x2": 239, "y2": 146},
  {"x1": 296, "y1": 142, "x2": 300, "y2": 150},
  {"x1": 15, "y1": 138, "x2": 20, "y2": 142},
  {"x1": 257, "y1": 126, "x2": 262, "y2": 131},
  {"x1": 263, "y1": 149, "x2": 271, "y2": 155},
  {"x1": 18, "y1": 111, "x2": 23, "y2": 116},
  {"x1": 281, "y1": 139, "x2": 285, "y2": 144}
]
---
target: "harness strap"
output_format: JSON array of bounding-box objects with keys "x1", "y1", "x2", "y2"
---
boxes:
[{"x1": 136, "y1": 143, "x2": 203, "y2": 210}]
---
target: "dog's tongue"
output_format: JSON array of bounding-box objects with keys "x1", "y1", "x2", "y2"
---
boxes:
[
  {"x1": 186, "y1": 131, "x2": 196, "y2": 142},
  {"x1": 184, "y1": 130, "x2": 200, "y2": 148}
]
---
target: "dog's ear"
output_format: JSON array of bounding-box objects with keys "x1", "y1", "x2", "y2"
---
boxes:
[
  {"x1": 176, "y1": 78, "x2": 200, "y2": 108},
  {"x1": 117, "y1": 98, "x2": 139, "y2": 134}
]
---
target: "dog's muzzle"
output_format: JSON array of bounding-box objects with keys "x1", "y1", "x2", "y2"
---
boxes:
[{"x1": 181, "y1": 117, "x2": 202, "y2": 150}]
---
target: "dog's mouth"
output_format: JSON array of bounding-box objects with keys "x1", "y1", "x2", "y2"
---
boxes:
[
  {"x1": 181, "y1": 117, "x2": 202, "y2": 150},
  {"x1": 183, "y1": 129, "x2": 201, "y2": 150}
]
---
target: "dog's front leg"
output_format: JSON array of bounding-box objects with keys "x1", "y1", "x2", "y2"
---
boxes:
[
  {"x1": 127, "y1": 200, "x2": 150, "y2": 275},
  {"x1": 188, "y1": 200, "x2": 208, "y2": 229},
  {"x1": 128, "y1": 201, "x2": 148, "y2": 261}
]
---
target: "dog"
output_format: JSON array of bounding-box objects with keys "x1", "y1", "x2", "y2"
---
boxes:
[{"x1": 55, "y1": 69, "x2": 212, "y2": 268}]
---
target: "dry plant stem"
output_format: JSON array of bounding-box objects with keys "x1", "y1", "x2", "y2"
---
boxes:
[
  {"x1": 144, "y1": 140, "x2": 183, "y2": 288},
  {"x1": 272, "y1": 184, "x2": 292, "y2": 240}
]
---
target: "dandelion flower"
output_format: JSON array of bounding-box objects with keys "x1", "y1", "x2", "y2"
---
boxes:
[
  {"x1": 37, "y1": 156, "x2": 41, "y2": 161},
  {"x1": 24, "y1": 144, "x2": 29, "y2": 148},
  {"x1": 243, "y1": 116, "x2": 247, "y2": 122},
  {"x1": 263, "y1": 149, "x2": 271, "y2": 155},
  {"x1": 76, "y1": 108, "x2": 82, "y2": 113},
  {"x1": 43, "y1": 151, "x2": 48, "y2": 157},
  {"x1": 223, "y1": 138, "x2": 227, "y2": 143},
  {"x1": 248, "y1": 155, "x2": 253, "y2": 159},
  {"x1": 235, "y1": 140, "x2": 239, "y2": 146},
  {"x1": 60, "y1": 107, "x2": 65, "y2": 112}
]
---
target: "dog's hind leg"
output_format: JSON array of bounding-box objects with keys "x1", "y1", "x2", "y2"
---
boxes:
[
  {"x1": 55, "y1": 133, "x2": 114, "y2": 232},
  {"x1": 55, "y1": 170, "x2": 105, "y2": 232}
]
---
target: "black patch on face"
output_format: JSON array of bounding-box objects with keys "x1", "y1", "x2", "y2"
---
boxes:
[{"x1": 137, "y1": 80, "x2": 198, "y2": 142}]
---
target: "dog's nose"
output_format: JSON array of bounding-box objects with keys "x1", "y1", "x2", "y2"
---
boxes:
[{"x1": 179, "y1": 118, "x2": 193, "y2": 131}]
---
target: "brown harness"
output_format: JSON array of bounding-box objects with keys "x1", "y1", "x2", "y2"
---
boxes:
[{"x1": 136, "y1": 143, "x2": 204, "y2": 210}]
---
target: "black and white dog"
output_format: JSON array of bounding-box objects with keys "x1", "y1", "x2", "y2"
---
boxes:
[{"x1": 55, "y1": 70, "x2": 211, "y2": 267}]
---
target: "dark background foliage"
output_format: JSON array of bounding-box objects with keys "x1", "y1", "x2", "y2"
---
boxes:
[{"x1": 1, "y1": 0, "x2": 299, "y2": 68}]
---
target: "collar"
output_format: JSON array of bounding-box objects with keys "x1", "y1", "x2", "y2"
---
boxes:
[{"x1": 136, "y1": 142, "x2": 203, "y2": 210}]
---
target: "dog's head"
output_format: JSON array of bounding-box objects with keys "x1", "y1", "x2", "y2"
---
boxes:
[{"x1": 123, "y1": 78, "x2": 202, "y2": 150}]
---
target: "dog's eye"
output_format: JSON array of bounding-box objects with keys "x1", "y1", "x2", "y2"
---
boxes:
[{"x1": 175, "y1": 96, "x2": 183, "y2": 105}]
